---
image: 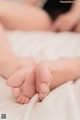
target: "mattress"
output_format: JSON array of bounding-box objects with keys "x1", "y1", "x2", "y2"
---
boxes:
[{"x1": 0, "y1": 31, "x2": 80, "y2": 120}]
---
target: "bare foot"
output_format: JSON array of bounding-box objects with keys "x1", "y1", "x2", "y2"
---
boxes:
[
  {"x1": 51, "y1": 11, "x2": 80, "y2": 32},
  {"x1": 2, "y1": 57, "x2": 36, "y2": 104},
  {"x1": 36, "y1": 58, "x2": 80, "y2": 100}
]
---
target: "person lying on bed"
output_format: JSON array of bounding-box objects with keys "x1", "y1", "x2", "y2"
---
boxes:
[
  {"x1": 0, "y1": 0, "x2": 80, "y2": 104},
  {"x1": 0, "y1": 22, "x2": 80, "y2": 104},
  {"x1": 0, "y1": 24, "x2": 80, "y2": 104}
]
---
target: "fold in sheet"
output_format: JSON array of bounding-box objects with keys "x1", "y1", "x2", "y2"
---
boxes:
[{"x1": 0, "y1": 31, "x2": 80, "y2": 120}]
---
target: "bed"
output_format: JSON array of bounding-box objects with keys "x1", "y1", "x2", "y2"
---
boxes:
[{"x1": 0, "y1": 31, "x2": 80, "y2": 120}]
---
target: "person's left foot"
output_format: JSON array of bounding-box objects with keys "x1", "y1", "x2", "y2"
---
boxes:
[{"x1": 36, "y1": 58, "x2": 80, "y2": 100}]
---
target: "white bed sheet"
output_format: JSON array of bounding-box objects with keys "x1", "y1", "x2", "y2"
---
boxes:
[{"x1": 0, "y1": 31, "x2": 80, "y2": 120}]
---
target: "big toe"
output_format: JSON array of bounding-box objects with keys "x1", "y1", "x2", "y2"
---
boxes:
[
  {"x1": 36, "y1": 62, "x2": 52, "y2": 100},
  {"x1": 39, "y1": 83, "x2": 50, "y2": 100},
  {"x1": 40, "y1": 83, "x2": 49, "y2": 93},
  {"x1": 16, "y1": 94, "x2": 30, "y2": 104}
]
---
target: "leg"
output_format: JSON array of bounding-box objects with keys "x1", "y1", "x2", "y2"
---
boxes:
[
  {"x1": 0, "y1": 1, "x2": 52, "y2": 31},
  {"x1": 0, "y1": 23, "x2": 36, "y2": 104},
  {"x1": 36, "y1": 58, "x2": 80, "y2": 100}
]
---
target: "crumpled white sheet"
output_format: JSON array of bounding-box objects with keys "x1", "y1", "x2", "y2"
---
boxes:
[{"x1": 0, "y1": 31, "x2": 80, "y2": 120}]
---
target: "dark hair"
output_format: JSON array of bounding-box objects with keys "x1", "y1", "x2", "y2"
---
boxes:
[{"x1": 43, "y1": 0, "x2": 73, "y2": 20}]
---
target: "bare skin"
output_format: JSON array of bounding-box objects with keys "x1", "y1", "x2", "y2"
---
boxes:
[
  {"x1": 0, "y1": 0, "x2": 80, "y2": 33},
  {"x1": 0, "y1": 1, "x2": 51, "y2": 31},
  {"x1": 0, "y1": 0, "x2": 51, "y2": 104},
  {"x1": 0, "y1": 20, "x2": 80, "y2": 104},
  {"x1": 6, "y1": 57, "x2": 36, "y2": 104},
  {"x1": 27, "y1": 0, "x2": 80, "y2": 32},
  {"x1": 36, "y1": 58, "x2": 80, "y2": 100},
  {"x1": 0, "y1": 0, "x2": 80, "y2": 104},
  {"x1": 3, "y1": 57, "x2": 36, "y2": 104},
  {"x1": 0, "y1": 23, "x2": 37, "y2": 104}
]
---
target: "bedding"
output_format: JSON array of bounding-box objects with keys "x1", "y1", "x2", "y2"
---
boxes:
[{"x1": 0, "y1": 31, "x2": 80, "y2": 120}]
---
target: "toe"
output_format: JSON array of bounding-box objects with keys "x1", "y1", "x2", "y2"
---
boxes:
[
  {"x1": 12, "y1": 88, "x2": 20, "y2": 98},
  {"x1": 36, "y1": 62, "x2": 52, "y2": 100},
  {"x1": 40, "y1": 83, "x2": 49, "y2": 93},
  {"x1": 18, "y1": 89, "x2": 30, "y2": 104},
  {"x1": 39, "y1": 67, "x2": 52, "y2": 91},
  {"x1": 7, "y1": 67, "x2": 35, "y2": 104},
  {"x1": 25, "y1": 97, "x2": 30, "y2": 104},
  {"x1": 16, "y1": 94, "x2": 22, "y2": 103},
  {"x1": 16, "y1": 92, "x2": 30, "y2": 104},
  {"x1": 39, "y1": 92, "x2": 44, "y2": 101},
  {"x1": 16, "y1": 94, "x2": 26, "y2": 104},
  {"x1": 39, "y1": 91, "x2": 49, "y2": 101},
  {"x1": 20, "y1": 96, "x2": 26, "y2": 104},
  {"x1": 39, "y1": 83, "x2": 50, "y2": 100},
  {"x1": 40, "y1": 67, "x2": 52, "y2": 87}
]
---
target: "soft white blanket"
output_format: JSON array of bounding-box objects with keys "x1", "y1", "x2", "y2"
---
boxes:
[{"x1": 0, "y1": 31, "x2": 80, "y2": 120}]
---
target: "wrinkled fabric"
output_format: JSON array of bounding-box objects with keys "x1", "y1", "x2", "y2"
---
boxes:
[{"x1": 0, "y1": 31, "x2": 80, "y2": 120}]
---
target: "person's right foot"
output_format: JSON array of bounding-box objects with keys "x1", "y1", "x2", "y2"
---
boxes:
[{"x1": 2, "y1": 57, "x2": 36, "y2": 104}]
